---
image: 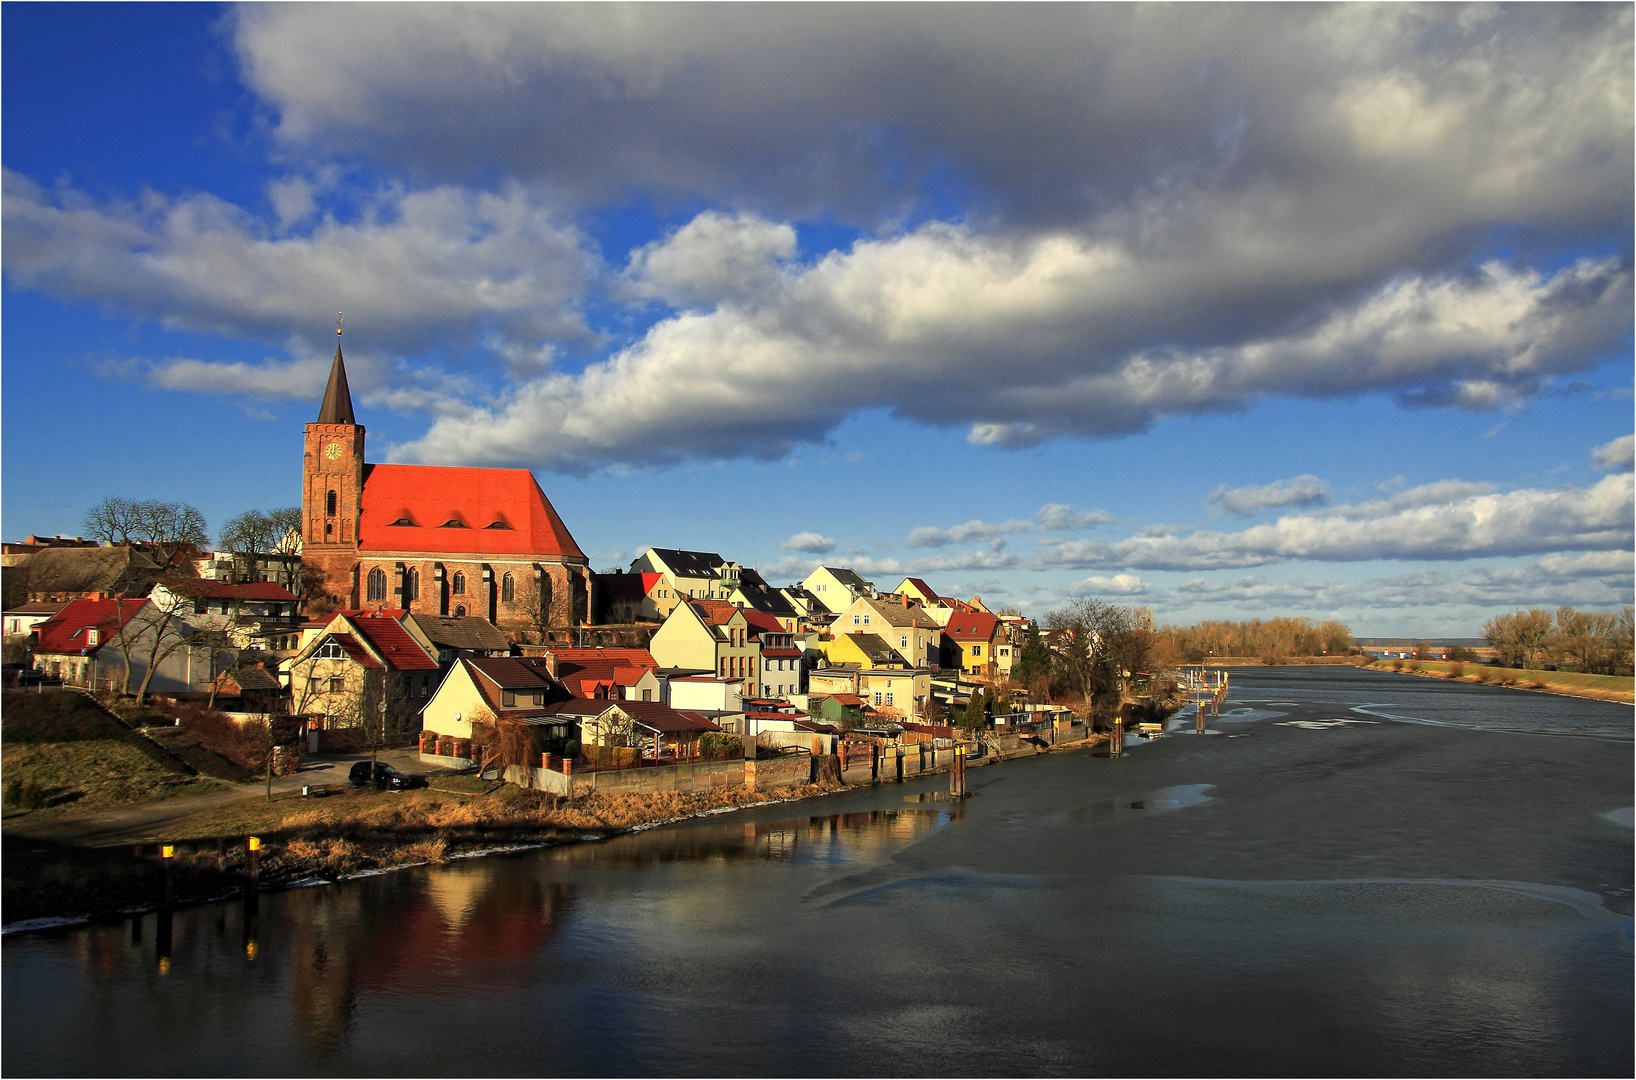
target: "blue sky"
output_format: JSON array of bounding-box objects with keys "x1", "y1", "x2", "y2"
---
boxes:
[{"x1": 3, "y1": 3, "x2": 1631, "y2": 635}]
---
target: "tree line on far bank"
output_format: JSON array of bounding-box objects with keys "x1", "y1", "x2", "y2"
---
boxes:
[
  {"x1": 1151, "y1": 617, "x2": 1355, "y2": 665},
  {"x1": 1483, "y1": 606, "x2": 1634, "y2": 676}
]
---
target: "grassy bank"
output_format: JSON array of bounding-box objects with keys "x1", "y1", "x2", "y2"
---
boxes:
[
  {"x1": 2, "y1": 777, "x2": 840, "y2": 928},
  {"x1": 1361, "y1": 659, "x2": 1634, "y2": 703},
  {"x1": 1, "y1": 691, "x2": 219, "y2": 815}
]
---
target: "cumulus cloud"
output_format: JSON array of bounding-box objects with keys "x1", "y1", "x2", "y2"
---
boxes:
[
  {"x1": 1593, "y1": 434, "x2": 1634, "y2": 472},
  {"x1": 1, "y1": 170, "x2": 592, "y2": 356},
  {"x1": 233, "y1": 5, "x2": 1632, "y2": 233},
  {"x1": 1040, "y1": 473, "x2": 1634, "y2": 570},
  {"x1": 1036, "y1": 504, "x2": 1115, "y2": 530},
  {"x1": 907, "y1": 503, "x2": 1113, "y2": 550},
  {"x1": 780, "y1": 531, "x2": 836, "y2": 555},
  {"x1": 1066, "y1": 573, "x2": 1153, "y2": 597},
  {"x1": 389, "y1": 230, "x2": 1628, "y2": 470},
  {"x1": 4, "y1": 6, "x2": 1628, "y2": 477},
  {"x1": 906, "y1": 517, "x2": 1034, "y2": 550},
  {"x1": 1207, "y1": 475, "x2": 1331, "y2": 517},
  {"x1": 625, "y1": 212, "x2": 797, "y2": 308}
]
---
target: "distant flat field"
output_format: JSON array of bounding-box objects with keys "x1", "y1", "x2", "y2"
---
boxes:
[{"x1": 1361, "y1": 659, "x2": 1634, "y2": 703}]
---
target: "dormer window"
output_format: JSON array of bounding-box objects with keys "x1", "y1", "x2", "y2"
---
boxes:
[
  {"x1": 440, "y1": 518, "x2": 467, "y2": 528},
  {"x1": 389, "y1": 515, "x2": 415, "y2": 527},
  {"x1": 485, "y1": 519, "x2": 511, "y2": 530}
]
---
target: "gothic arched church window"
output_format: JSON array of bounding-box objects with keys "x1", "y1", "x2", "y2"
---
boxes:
[
  {"x1": 501, "y1": 572, "x2": 515, "y2": 602},
  {"x1": 367, "y1": 567, "x2": 387, "y2": 602}
]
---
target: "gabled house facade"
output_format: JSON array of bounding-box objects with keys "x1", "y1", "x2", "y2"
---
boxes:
[
  {"x1": 835, "y1": 595, "x2": 941, "y2": 668},
  {"x1": 419, "y1": 655, "x2": 572, "y2": 747},
  {"x1": 631, "y1": 548, "x2": 742, "y2": 601},
  {"x1": 944, "y1": 611, "x2": 1006, "y2": 676},
  {"x1": 800, "y1": 566, "x2": 875, "y2": 615},
  {"x1": 727, "y1": 568, "x2": 801, "y2": 632},
  {"x1": 285, "y1": 609, "x2": 442, "y2": 732},
  {"x1": 648, "y1": 598, "x2": 798, "y2": 699},
  {"x1": 593, "y1": 570, "x2": 674, "y2": 623}
]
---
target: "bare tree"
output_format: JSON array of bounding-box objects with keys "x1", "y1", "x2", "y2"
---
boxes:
[
  {"x1": 524, "y1": 574, "x2": 555, "y2": 643},
  {"x1": 108, "y1": 586, "x2": 199, "y2": 704},
  {"x1": 82, "y1": 496, "x2": 145, "y2": 545},
  {"x1": 136, "y1": 501, "x2": 211, "y2": 567},
  {"x1": 220, "y1": 510, "x2": 278, "y2": 582},
  {"x1": 1484, "y1": 608, "x2": 1556, "y2": 669}
]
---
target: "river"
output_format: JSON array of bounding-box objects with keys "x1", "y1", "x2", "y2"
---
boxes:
[{"x1": 4, "y1": 667, "x2": 1632, "y2": 1075}]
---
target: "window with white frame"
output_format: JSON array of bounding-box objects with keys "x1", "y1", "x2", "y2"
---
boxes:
[
  {"x1": 885, "y1": 692, "x2": 894, "y2": 706},
  {"x1": 874, "y1": 692, "x2": 882, "y2": 705}
]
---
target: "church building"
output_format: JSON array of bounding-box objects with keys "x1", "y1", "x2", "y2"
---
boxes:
[{"x1": 301, "y1": 343, "x2": 591, "y2": 639}]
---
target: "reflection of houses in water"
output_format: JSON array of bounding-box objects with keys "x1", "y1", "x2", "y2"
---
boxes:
[
  {"x1": 285, "y1": 867, "x2": 569, "y2": 1062},
  {"x1": 555, "y1": 808, "x2": 952, "y2": 870}
]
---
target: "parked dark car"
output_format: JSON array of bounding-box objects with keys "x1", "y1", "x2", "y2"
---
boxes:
[{"x1": 348, "y1": 761, "x2": 417, "y2": 790}]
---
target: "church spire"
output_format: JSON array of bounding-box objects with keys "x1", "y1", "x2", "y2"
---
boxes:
[{"x1": 317, "y1": 321, "x2": 356, "y2": 425}]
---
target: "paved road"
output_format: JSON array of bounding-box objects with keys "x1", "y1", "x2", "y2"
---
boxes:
[{"x1": 2, "y1": 748, "x2": 465, "y2": 848}]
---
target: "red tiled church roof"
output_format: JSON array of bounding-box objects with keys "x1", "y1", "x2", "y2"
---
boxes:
[{"x1": 358, "y1": 464, "x2": 585, "y2": 559}]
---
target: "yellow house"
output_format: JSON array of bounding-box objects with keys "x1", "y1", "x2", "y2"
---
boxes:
[
  {"x1": 648, "y1": 598, "x2": 797, "y2": 699},
  {"x1": 632, "y1": 547, "x2": 742, "y2": 601},
  {"x1": 859, "y1": 668, "x2": 931, "y2": 721},
  {"x1": 820, "y1": 632, "x2": 906, "y2": 669},
  {"x1": 421, "y1": 655, "x2": 566, "y2": 742},
  {"x1": 836, "y1": 595, "x2": 941, "y2": 668},
  {"x1": 800, "y1": 566, "x2": 875, "y2": 615},
  {"x1": 893, "y1": 577, "x2": 945, "y2": 607},
  {"x1": 943, "y1": 611, "x2": 1005, "y2": 676}
]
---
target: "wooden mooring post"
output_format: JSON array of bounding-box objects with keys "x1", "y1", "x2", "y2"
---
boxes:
[
  {"x1": 1111, "y1": 717, "x2": 1124, "y2": 758},
  {"x1": 949, "y1": 745, "x2": 967, "y2": 796}
]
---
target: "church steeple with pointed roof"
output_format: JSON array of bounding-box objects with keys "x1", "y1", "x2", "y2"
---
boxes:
[{"x1": 317, "y1": 343, "x2": 357, "y2": 425}]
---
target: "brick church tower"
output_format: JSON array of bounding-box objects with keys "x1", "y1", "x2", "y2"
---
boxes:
[
  {"x1": 302, "y1": 343, "x2": 366, "y2": 609},
  {"x1": 296, "y1": 332, "x2": 593, "y2": 633}
]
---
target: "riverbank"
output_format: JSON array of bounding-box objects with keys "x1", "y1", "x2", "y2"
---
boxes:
[
  {"x1": 1359, "y1": 658, "x2": 1635, "y2": 703},
  {"x1": 2, "y1": 777, "x2": 846, "y2": 929}
]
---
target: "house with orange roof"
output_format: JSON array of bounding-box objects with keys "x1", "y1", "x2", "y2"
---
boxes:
[{"x1": 300, "y1": 343, "x2": 591, "y2": 639}]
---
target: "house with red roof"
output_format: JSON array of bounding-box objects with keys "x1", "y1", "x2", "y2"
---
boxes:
[
  {"x1": 944, "y1": 611, "x2": 1009, "y2": 676},
  {"x1": 31, "y1": 595, "x2": 240, "y2": 699},
  {"x1": 300, "y1": 343, "x2": 591, "y2": 640},
  {"x1": 285, "y1": 609, "x2": 442, "y2": 738}
]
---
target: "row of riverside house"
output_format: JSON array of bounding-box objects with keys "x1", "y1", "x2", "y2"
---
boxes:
[{"x1": 3, "y1": 339, "x2": 1035, "y2": 795}]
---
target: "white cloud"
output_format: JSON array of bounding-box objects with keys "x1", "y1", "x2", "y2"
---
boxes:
[
  {"x1": 1040, "y1": 473, "x2": 1634, "y2": 570},
  {"x1": 1066, "y1": 573, "x2": 1154, "y2": 597},
  {"x1": 1, "y1": 170, "x2": 592, "y2": 356},
  {"x1": 1593, "y1": 434, "x2": 1634, "y2": 472},
  {"x1": 1036, "y1": 503, "x2": 1115, "y2": 530},
  {"x1": 906, "y1": 517, "x2": 1033, "y2": 550},
  {"x1": 1207, "y1": 475, "x2": 1331, "y2": 516},
  {"x1": 780, "y1": 531, "x2": 836, "y2": 555},
  {"x1": 625, "y1": 212, "x2": 797, "y2": 308},
  {"x1": 233, "y1": 5, "x2": 1633, "y2": 237}
]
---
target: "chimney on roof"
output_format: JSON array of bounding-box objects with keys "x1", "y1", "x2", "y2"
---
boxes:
[{"x1": 541, "y1": 651, "x2": 558, "y2": 678}]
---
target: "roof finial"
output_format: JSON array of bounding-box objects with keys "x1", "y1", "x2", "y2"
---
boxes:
[{"x1": 337, "y1": 311, "x2": 343, "y2": 337}]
